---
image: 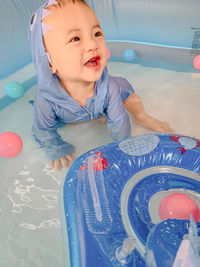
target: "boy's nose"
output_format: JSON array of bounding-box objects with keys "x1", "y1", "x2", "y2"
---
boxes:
[{"x1": 85, "y1": 38, "x2": 98, "y2": 52}]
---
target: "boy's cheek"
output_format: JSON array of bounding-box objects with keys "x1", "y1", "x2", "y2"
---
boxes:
[{"x1": 101, "y1": 45, "x2": 108, "y2": 61}]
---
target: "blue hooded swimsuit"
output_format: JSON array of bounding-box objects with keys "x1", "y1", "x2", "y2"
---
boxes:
[{"x1": 29, "y1": 2, "x2": 134, "y2": 161}]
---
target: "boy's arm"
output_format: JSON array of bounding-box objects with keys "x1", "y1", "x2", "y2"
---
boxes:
[
  {"x1": 105, "y1": 80, "x2": 131, "y2": 141},
  {"x1": 32, "y1": 94, "x2": 75, "y2": 162},
  {"x1": 123, "y1": 93, "x2": 173, "y2": 133}
]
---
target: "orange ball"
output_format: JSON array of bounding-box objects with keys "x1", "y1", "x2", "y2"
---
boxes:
[
  {"x1": 159, "y1": 193, "x2": 200, "y2": 222},
  {"x1": 193, "y1": 55, "x2": 200, "y2": 70},
  {"x1": 0, "y1": 132, "x2": 23, "y2": 158},
  {"x1": 107, "y1": 48, "x2": 111, "y2": 60}
]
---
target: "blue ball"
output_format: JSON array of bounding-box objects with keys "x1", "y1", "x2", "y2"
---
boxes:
[
  {"x1": 122, "y1": 49, "x2": 136, "y2": 62},
  {"x1": 6, "y1": 81, "x2": 24, "y2": 99}
]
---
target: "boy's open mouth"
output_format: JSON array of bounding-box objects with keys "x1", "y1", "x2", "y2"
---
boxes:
[{"x1": 84, "y1": 56, "x2": 101, "y2": 70}]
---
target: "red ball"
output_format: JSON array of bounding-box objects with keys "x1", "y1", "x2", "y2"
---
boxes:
[
  {"x1": 159, "y1": 193, "x2": 200, "y2": 222},
  {"x1": 0, "y1": 132, "x2": 23, "y2": 158},
  {"x1": 193, "y1": 55, "x2": 200, "y2": 70}
]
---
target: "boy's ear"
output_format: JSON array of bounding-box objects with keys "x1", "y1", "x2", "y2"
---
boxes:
[
  {"x1": 49, "y1": 62, "x2": 57, "y2": 74},
  {"x1": 45, "y1": 51, "x2": 56, "y2": 73}
]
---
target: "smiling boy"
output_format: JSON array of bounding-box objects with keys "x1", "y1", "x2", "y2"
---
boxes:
[{"x1": 29, "y1": 0, "x2": 172, "y2": 171}]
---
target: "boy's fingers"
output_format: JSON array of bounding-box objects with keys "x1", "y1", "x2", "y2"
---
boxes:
[
  {"x1": 61, "y1": 157, "x2": 70, "y2": 169},
  {"x1": 48, "y1": 154, "x2": 75, "y2": 171},
  {"x1": 54, "y1": 159, "x2": 61, "y2": 171},
  {"x1": 48, "y1": 160, "x2": 55, "y2": 168},
  {"x1": 67, "y1": 153, "x2": 75, "y2": 162}
]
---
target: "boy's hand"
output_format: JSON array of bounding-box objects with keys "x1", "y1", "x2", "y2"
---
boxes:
[{"x1": 48, "y1": 153, "x2": 75, "y2": 171}]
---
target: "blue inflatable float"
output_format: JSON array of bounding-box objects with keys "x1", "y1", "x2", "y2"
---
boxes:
[{"x1": 61, "y1": 134, "x2": 200, "y2": 267}]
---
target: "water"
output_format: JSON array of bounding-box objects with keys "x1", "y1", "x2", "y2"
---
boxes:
[{"x1": 0, "y1": 60, "x2": 200, "y2": 266}]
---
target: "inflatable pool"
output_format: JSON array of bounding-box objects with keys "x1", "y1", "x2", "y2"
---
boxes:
[
  {"x1": 1, "y1": 1, "x2": 200, "y2": 266},
  {"x1": 1, "y1": 0, "x2": 200, "y2": 80},
  {"x1": 61, "y1": 133, "x2": 200, "y2": 267}
]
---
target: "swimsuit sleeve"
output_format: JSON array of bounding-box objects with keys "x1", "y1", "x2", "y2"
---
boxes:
[
  {"x1": 113, "y1": 76, "x2": 135, "y2": 101},
  {"x1": 32, "y1": 94, "x2": 74, "y2": 162},
  {"x1": 105, "y1": 77, "x2": 131, "y2": 141}
]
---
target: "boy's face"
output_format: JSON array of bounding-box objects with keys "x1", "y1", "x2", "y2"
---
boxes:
[{"x1": 42, "y1": 2, "x2": 108, "y2": 84}]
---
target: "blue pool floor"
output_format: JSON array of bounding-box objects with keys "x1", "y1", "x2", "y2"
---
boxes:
[{"x1": 0, "y1": 61, "x2": 200, "y2": 266}]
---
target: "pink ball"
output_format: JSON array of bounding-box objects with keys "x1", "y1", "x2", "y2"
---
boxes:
[
  {"x1": 0, "y1": 132, "x2": 23, "y2": 158},
  {"x1": 193, "y1": 55, "x2": 200, "y2": 70},
  {"x1": 107, "y1": 48, "x2": 111, "y2": 60},
  {"x1": 159, "y1": 193, "x2": 200, "y2": 222}
]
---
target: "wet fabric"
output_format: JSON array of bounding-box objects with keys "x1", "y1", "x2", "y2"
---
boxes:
[{"x1": 29, "y1": 2, "x2": 134, "y2": 161}]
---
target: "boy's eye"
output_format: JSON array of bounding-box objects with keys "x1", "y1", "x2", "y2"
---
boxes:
[
  {"x1": 94, "y1": 31, "x2": 102, "y2": 37},
  {"x1": 71, "y1": 36, "x2": 80, "y2": 42}
]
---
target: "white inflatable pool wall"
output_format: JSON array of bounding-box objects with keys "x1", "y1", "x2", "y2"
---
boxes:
[{"x1": 0, "y1": 0, "x2": 199, "y2": 79}]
